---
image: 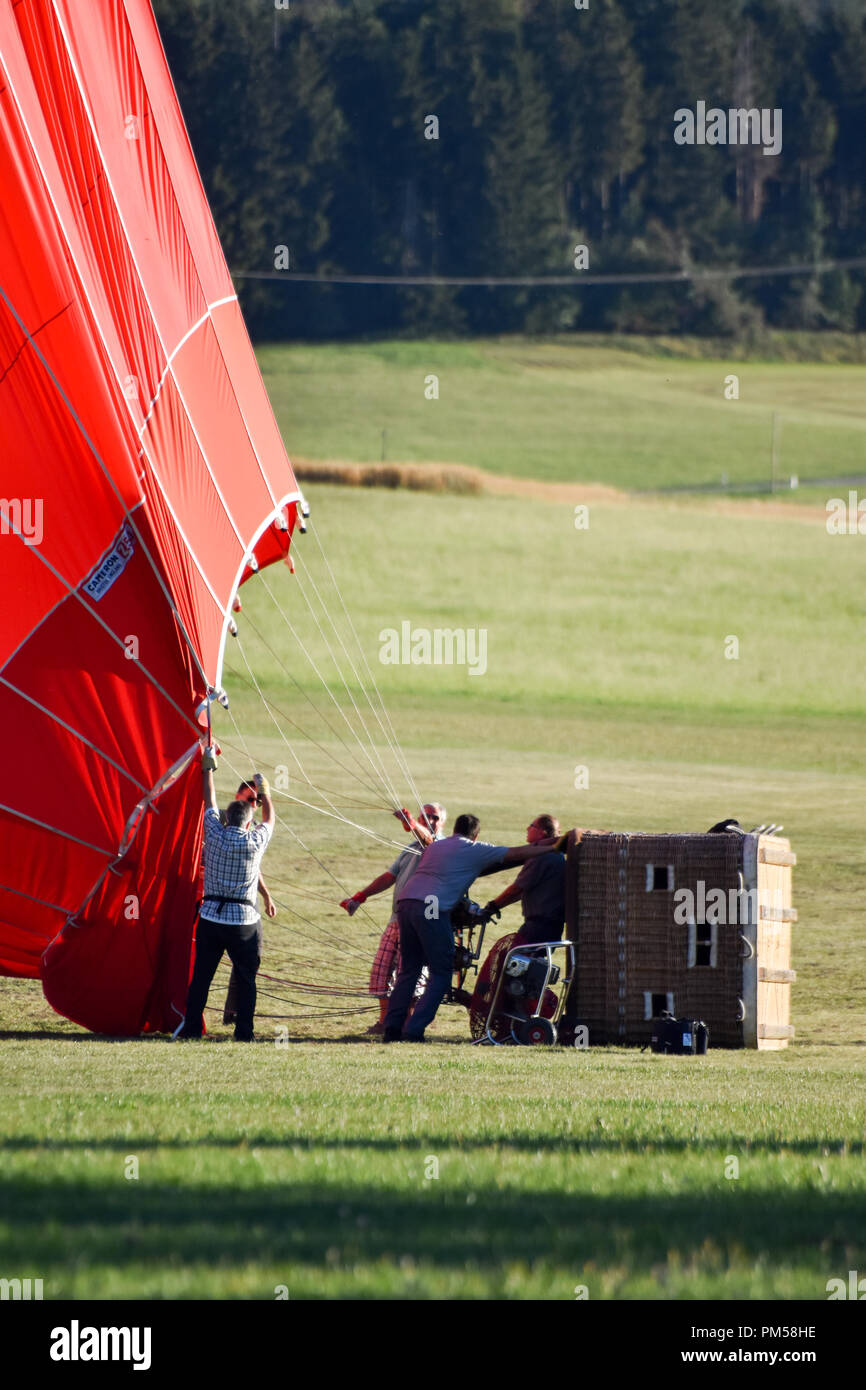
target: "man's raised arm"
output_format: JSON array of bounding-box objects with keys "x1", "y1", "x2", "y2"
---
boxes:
[
  {"x1": 500, "y1": 834, "x2": 565, "y2": 868},
  {"x1": 340, "y1": 870, "x2": 397, "y2": 916},
  {"x1": 202, "y1": 745, "x2": 219, "y2": 812},
  {"x1": 255, "y1": 773, "x2": 274, "y2": 828},
  {"x1": 393, "y1": 808, "x2": 434, "y2": 846}
]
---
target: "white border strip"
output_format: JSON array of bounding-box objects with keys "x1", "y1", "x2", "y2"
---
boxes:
[
  {"x1": 136, "y1": 295, "x2": 237, "y2": 441},
  {"x1": 214, "y1": 492, "x2": 301, "y2": 690}
]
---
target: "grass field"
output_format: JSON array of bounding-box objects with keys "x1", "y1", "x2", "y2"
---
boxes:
[
  {"x1": 258, "y1": 337, "x2": 866, "y2": 498},
  {"x1": 2, "y1": 339, "x2": 865, "y2": 1300},
  {"x1": 1, "y1": 1042, "x2": 863, "y2": 1299}
]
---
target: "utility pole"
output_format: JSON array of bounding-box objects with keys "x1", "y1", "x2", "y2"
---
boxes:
[{"x1": 770, "y1": 411, "x2": 780, "y2": 494}]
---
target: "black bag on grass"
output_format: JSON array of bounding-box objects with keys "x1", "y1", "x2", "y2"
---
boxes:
[{"x1": 650, "y1": 1011, "x2": 709, "y2": 1055}]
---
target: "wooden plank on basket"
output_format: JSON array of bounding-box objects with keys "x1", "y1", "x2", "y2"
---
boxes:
[
  {"x1": 759, "y1": 845, "x2": 797, "y2": 867},
  {"x1": 758, "y1": 1023, "x2": 795, "y2": 1040},
  {"x1": 759, "y1": 967, "x2": 796, "y2": 983}
]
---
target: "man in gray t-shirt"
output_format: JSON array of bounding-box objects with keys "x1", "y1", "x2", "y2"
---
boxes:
[
  {"x1": 383, "y1": 813, "x2": 563, "y2": 1043},
  {"x1": 341, "y1": 803, "x2": 445, "y2": 1031}
]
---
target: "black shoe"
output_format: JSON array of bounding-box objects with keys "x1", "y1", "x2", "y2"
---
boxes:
[
  {"x1": 382, "y1": 1029, "x2": 402, "y2": 1043},
  {"x1": 233, "y1": 1033, "x2": 256, "y2": 1043},
  {"x1": 402, "y1": 1034, "x2": 426, "y2": 1043}
]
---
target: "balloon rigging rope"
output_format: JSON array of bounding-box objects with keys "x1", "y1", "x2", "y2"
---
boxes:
[
  {"x1": 287, "y1": 552, "x2": 413, "y2": 805},
  {"x1": 230, "y1": 631, "x2": 398, "y2": 846},
  {"x1": 304, "y1": 522, "x2": 428, "y2": 817},
  {"x1": 218, "y1": 728, "x2": 381, "y2": 811},
  {"x1": 228, "y1": 615, "x2": 385, "y2": 803},
  {"x1": 209, "y1": 708, "x2": 391, "y2": 1012},
  {"x1": 265, "y1": 897, "x2": 371, "y2": 963},
  {"x1": 271, "y1": 561, "x2": 404, "y2": 809},
  {"x1": 220, "y1": 690, "x2": 407, "y2": 855},
  {"x1": 205, "y1": 518, "x2": 434, "y2": 1017},
  {"x1": 257, "y1": 571, "x2": 402, "y2": 809},
  {"x1": 217, "y1": 711, "x2": 387, "y2": 937}
]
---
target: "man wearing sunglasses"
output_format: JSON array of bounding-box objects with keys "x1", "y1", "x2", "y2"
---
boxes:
[
  {"x1": 482, "y1": 814, "x2": 566, "y2": 947},
  {"x1": 222, "y1": 781, "x2": 277, "y2": 1026}
]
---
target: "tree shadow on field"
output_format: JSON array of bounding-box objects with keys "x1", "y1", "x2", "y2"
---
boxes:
[
  {"x1": 0, "y1": 1174, "x2": 862, "y2": 1288},
  {"x1": 1, "y1": 1134, "x2": 862, "y2": 1158}
]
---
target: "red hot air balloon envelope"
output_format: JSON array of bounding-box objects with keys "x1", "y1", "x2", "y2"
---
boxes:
[{"x1": 0, "y1": 0, "x2": 301, "y2": 1033}]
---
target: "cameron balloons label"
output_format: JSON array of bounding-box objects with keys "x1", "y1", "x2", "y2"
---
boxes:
[{"x1": 82, "y1": 523, "x2": 136, "y2": 602}]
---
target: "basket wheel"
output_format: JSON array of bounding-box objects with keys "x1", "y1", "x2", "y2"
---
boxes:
[{"x1": 518, "y1": 1017, "x2": 557, "y2": 1047}]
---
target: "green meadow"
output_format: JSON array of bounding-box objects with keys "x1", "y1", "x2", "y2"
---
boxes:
[
  {"x1": 259, "y1": 336, "x2": 866, "y2": 498},
  {"x1": 1, "y1": 340, "x2": 865, "y2": 1299}
]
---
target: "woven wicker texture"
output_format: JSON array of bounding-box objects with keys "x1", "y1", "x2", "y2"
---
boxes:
[{"x1": 568, "y1": 832, "x2": 760, "y2": 1047}]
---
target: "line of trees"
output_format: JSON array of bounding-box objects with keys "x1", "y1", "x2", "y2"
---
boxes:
[{"x1": 153, "y1": 0, "x2": 866, "y2": 340}]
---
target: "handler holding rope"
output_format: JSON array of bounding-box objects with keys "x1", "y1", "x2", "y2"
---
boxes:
[
  {"x1": 341, "y1": 802, "x2": 445, "y2": 1033},
  {"x1": 177, "y1": 744, "x2": 274, "y2": 1042},
  {"x1": 383, "y1": 813, "x2": 563, "y2": 1043}
]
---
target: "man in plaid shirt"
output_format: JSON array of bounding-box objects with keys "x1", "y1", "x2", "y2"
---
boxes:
[{"x1": 178, "y1": 745, "x2": 275, "y2": 1041}]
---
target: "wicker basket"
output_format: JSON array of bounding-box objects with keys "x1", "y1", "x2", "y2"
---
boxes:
[{"x1": 564, "y1": 830, "x2": 795, "y2": 1049}]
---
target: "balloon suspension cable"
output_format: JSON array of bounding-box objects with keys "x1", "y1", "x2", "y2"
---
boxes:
[
  {"x1": 201, "y1": 514, "x2": 435, "y2": 1021},
  {"x1": 230, "y1": 610, "x2": 387, "y2": 803},
  {"x1": 260, "y1": 565, "x2": 405, "y2": 811},
  {"x1": 216, "y1": 709, "x2": 387, "y2": 939},
  {"x1": 304, "y1": 521, "x2": 429, "y2": 817},
  {"x1": 226, "y1": 638, "x2": 407, "y2": 853},
  {"x1": 257, "y1": 571, "x2": 403, "y2": 811}
]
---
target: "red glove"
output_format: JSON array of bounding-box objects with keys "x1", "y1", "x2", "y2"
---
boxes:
[
  {"x1": 394, "y1": 808, "x2": 420, "y2": 835},
  {"x1": 340, "y1": 893, "x2": 366, "y2": 916}
]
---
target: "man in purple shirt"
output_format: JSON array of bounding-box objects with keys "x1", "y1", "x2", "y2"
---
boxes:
[{"x1": 383, "y1": 812, "x2": 562, "y2": 1043}]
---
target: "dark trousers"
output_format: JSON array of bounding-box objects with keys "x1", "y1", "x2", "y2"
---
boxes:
[
  {"x1": 224, "y1": 920, "x2": 264, "y2": 1020},
  {"x1": 181, "y1": 914, "x2": 261, "y2": 1040},
  {"x1": 384, "y1": 899, "x2": 454, "y2": 1040},
  {"x1": 512, "y1": 918, "x2": 564, "y2": 948}
]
